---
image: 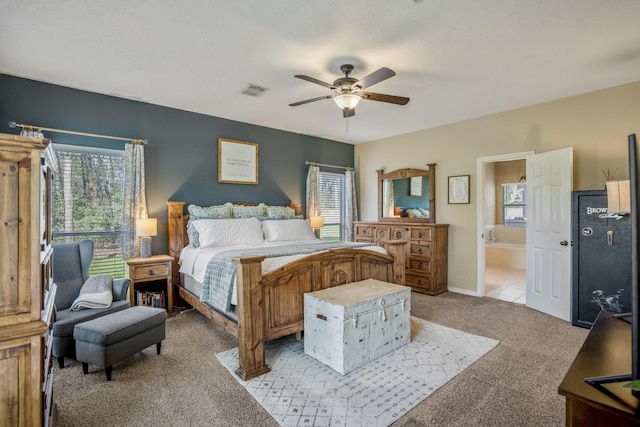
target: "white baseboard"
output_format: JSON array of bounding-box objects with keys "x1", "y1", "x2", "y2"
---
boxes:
[{"x1": 447, "y1": 286, "x2": 481, "y2": 297}]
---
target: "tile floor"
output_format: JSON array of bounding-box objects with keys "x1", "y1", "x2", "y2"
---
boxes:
[{"x1": 485, "y1": 265, "x2": 526, "y2": 304}]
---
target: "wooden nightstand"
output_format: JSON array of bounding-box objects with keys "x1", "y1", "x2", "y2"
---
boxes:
[{"x1": 125, "y1": 254, "x2": 174, "y2": 316}]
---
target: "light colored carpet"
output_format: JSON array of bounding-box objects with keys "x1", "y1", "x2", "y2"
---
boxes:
[
  {"x1": 53, "y1": 292, "x2": 589, "y2": 426},
  {"x1": 217, "y1": 317, "x2": 499, "y2": 427}
]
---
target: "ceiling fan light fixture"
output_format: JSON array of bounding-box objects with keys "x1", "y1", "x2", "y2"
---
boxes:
[{"x1": 334, "y1": 93, "x2": 361, "y2": 110}]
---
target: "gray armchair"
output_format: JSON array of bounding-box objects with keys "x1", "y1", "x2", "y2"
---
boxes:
[{"x1": 52, "y1": 240, "x2": 131, "y2": 368}]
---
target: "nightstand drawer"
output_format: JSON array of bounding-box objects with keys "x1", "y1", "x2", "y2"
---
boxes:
[{"x1": 131, "y1": 263, "x2": 170, "y2": 280}]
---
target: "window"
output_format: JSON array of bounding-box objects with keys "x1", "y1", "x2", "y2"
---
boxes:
[
  {"x1": 52, "y1": 144, "x2": 126, "y2": 278},
  {"x1": 502, "y1": 183, "x2": 526, "y2": 227},
  {"x1": 317, "y1": 172, "x2": 344, "y2": 241}
]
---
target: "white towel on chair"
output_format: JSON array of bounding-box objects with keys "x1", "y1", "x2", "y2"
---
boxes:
[{"x1": 70, "y1": 275, "x2": 114, "y2": 311}]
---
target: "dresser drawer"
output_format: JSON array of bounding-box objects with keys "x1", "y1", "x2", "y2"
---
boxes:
[
  {"x1": 355, "y1": 237, "x2": 374, "y2": 243},
  {"x1": 131, "y1": 263, "x2": 170, "y2": 280},
  {"x1": 406, "y1": 273, "x2": 431, "y2": 289},
  {"x1": 410, "y1": 227, "x2": 432, "y2": 241},
  {"x1": 410, "y1": 243, "x2": 431, "y2": 257},
  {"x1": 409, "y1": 258, "x2": 431, "y2": 273},
  {"x1": 390, "y1": 226, "x2": 410, "y2": 240},
  {"x1": 355, "y1": 224, "x2": 373, "y2": 239},
  {"x1": 373, "y1": 226, "x2": 391, "y2": 241}
]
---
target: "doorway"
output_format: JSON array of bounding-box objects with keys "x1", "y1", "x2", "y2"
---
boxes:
[{"x1": 476, "y1": 151, "x2": 534, "y2": 303}]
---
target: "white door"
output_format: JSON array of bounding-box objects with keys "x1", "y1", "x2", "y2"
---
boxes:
[{"x1": 526, "y1": 148, "x2": 573, "y2": 320}]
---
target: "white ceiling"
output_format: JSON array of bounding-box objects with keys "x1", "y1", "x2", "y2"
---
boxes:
[{"x1": 2, "y1": 0, "x2": 640, "y2": 144}]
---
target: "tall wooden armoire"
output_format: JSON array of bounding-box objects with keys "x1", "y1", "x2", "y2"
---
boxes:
[{"x1": 0, "y1": 133, "x2": 57, "y2": 426}]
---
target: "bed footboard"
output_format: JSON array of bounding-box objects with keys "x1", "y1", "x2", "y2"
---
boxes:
[{"x1": 233, "y1": 244, "x2": 406, "y2": 380}]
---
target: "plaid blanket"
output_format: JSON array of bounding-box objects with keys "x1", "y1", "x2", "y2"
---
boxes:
[{"x1": 200, "y1": 242, "x2": 371, "y2": 312}]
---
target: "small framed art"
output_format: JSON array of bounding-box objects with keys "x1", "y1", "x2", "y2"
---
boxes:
[
  {"x1": 448, "y1": 175, "x2": 470, "y2": 204},
  {"x1": 218, "y1": 138, "x2": 258, "y2": 184},
  {"x1": 409, "y1": 176, "x2": 423, "y2": 197}
]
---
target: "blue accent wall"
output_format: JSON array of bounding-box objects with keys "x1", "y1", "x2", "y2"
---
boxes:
[{"x1": 0, "y1": 73, "x2": 354, "y2": 253}]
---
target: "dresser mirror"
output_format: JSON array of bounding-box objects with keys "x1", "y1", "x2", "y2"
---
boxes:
[{"x1": 377, "y1": 164, "x2": 436, "y2": 223}]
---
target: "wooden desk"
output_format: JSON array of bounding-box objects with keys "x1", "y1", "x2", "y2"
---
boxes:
[
  {"x1": 125, "y1": 254, "x2": 174, "y2": 316},
  {"x1": 558, "y1": 311, "x2": 640, "y2": 426}
]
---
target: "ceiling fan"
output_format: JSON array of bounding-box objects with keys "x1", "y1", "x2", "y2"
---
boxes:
[{"x1": 289, "y1": 64, "x2": 410, "y2": 118}]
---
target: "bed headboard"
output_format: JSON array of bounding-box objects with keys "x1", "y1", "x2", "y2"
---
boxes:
[{"x1": 166, "y1": 201, "x2": 302, "y2": 284}]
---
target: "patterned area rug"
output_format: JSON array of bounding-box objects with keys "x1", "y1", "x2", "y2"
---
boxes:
[{"x1": 216, "y1": 317, "x2": 499, "y2": 427}]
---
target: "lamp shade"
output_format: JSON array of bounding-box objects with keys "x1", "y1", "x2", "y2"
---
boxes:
[
  {"x1": 136, "y1": 218, "x2": 158, "y2": 237},
  {"x1": 334, "y1": 93, "x2": 361, "y2": 110},
  {"x1": 309, "y1": 215, "x2": 324, "y2": 229}
]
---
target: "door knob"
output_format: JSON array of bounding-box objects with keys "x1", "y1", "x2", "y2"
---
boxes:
[{"x1": 560, "y1": 240, "x2": 569, "y2": 246}]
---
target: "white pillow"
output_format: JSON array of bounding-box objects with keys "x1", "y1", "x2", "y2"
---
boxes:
[
  {"x1": 192, "y1": 218, "x2": 264, "y2": 248},
  {"x1": 262, "y1": 219, "x2": 317, "y2": 242}
]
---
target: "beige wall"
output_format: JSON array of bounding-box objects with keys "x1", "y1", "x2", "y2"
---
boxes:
[{"x1": 355, "y1": 80, "x2": 640, "y2": 294}]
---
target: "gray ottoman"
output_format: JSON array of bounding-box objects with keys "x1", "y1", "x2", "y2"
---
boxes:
[{"x1": 74, "y1": 306, "x2": 167, "y2": 380}]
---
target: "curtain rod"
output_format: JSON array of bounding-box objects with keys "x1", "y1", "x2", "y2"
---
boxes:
[
  {"x1": 8, "y1": 121, "x2": 148, "y2": 144},
  {"x1": 305, "y1": 161, "x2": 354, "y2": 171}
]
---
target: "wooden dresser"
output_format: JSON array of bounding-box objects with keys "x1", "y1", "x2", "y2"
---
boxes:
[
  {"x1": 354, "y1": 221, "x2": 449, "y2": 295},
  {"x1": 0, "y1": 133, "x2": 57, "y2": 426}
]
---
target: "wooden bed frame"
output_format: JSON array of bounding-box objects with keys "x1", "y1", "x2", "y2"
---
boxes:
[{"x1": 166, "y1": 201, "x2": 406, "y2": 380}]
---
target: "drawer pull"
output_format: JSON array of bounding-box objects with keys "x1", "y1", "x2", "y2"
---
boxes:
[
  {"x1": 395, "y1": 231, "x2": 402, "y2": 238},
  {"x1": 316, "y1": 314, "x2": 327, "y2": 321},
  {"x1": 418, "y1": 248, "x2": 422, "y2": 254},
  {"x1": 378, "y1": 298, "x2": 387, "y2": 321},
  {"x1": 148, "y1": 269, "x2": 155, "y2": 276},
  {"x1": 418, "y1": 232, "x2": 423, "y2": 238},
  {"x1": 418, "y1": 262, "x2": 423, "y2": 269},
  {"x1": 352, "y1": 313, "x2": 359, "y2": 328}
]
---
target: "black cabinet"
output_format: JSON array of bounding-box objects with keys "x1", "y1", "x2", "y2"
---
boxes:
[{"x1": 572, "y1": 190, "x2": 631, "y2": 328}]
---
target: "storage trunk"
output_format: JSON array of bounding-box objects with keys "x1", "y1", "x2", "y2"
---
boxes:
[{"x1": 303, "y1": 279, "x2": 411, "y2": 374}]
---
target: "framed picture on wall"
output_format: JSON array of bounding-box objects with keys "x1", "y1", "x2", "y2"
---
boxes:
[
  {"x1": 409, "y1": 176, "x2": 423, "y2": 197},
  {"x1": 448, "y1": 175, "x2": 470, "y2": 204},
  {"x1": 218, "y1": 138, "x2": 259, "y2": 184}
]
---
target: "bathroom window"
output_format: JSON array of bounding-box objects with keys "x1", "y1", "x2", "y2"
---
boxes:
[{"x1": 503, "y1": 183, "x2": 526, "y2": 227}]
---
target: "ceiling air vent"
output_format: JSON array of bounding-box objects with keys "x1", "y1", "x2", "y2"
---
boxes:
[{"x1": 240, "y1": 84, "x2": 269, "y2": 97}]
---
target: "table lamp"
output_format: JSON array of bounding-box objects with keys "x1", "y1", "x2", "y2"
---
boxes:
[
  {"x1": 136, "y1": 218, "x2": 157, "y2": 258},
  {"x1": 309, "y1": 215, "x2": 324, "y2": 238}
]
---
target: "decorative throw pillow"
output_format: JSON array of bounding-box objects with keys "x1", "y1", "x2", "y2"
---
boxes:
[
  {"x1": 262, "y1": 219, "x2": 317, "y2": 242},
  {"x1": 193, "y1": 218, "x2": 264, "y2": 247},
  {"x1": 232, "y1": 203, "x2": 267, "y2": 218},
  {"x1": 266, "y1": 205, "x2": 295, "y2": 218},
  {"x1": 256, "y1": 215, "x2": 304, "y2": 221},
  {"x1": 188, "y1": 202, "x2": 233, "y2": 220},
  {"x1": 186, "y1": 220, "x2": 200, "y2": 247}
]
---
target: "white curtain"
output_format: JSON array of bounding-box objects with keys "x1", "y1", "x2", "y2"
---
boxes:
[
  {"x1": 382, "y1": 179, "x2": 395, "y2": 217},
  {"x1": 343, "y1": 169, "x2": 358, "y2": 241},
  {"x1": 123, "y1": 143, "x2": 148, "y2": 258},
  {"x1": 306, "y1": 164, "x2": 320, "y2": 218}
]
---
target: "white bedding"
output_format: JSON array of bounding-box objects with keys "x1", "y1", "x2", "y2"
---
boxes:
[{"x1": 179, "y1": 241, "x2": 386, "y2": 306}]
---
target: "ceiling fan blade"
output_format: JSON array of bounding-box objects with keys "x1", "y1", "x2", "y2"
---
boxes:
[
  {"x1": 353, "y1": 67, "x2": 395, "y2": 90},
  {"x1": 361, "y1": 92, "x2": 410, "y2": 105},
  {"x1": 289, "y1": 95, "x2": 334, "y2": 107},
  {"x1": 294, "y1": 75, "x2": 336, "y2": 89},
  {"x1": 343, "y1": 107, "x2": 355, "y2": 118}
]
